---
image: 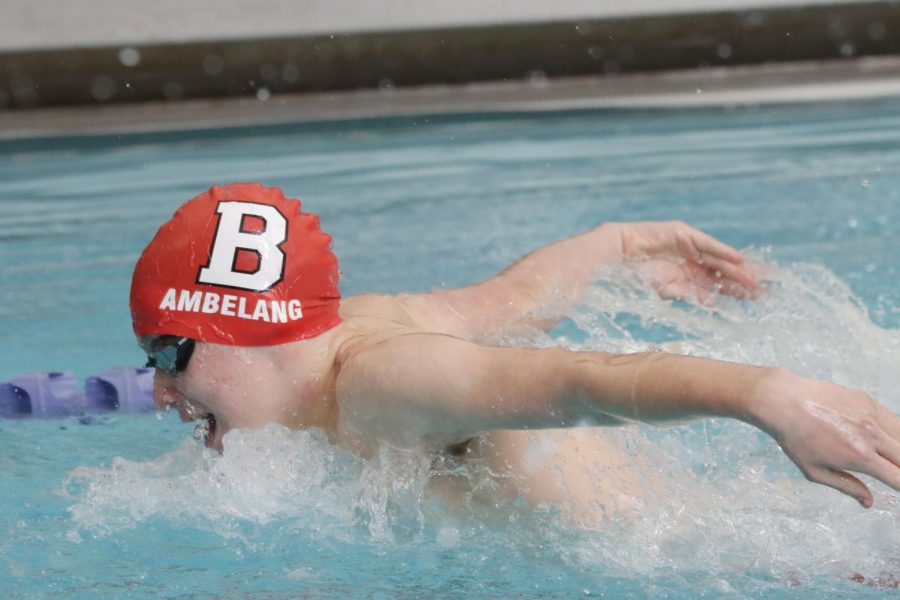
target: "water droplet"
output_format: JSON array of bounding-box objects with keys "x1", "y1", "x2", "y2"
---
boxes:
[
  {"x1": 848, "y1": 218, "x2": 859, "y2": 228},
  {"x1": 861, "y1": 179, "x2": 871, "y2": 187},
  {"x1": 716, "y1": 44, "x2": 733, "y2": 59},
  {"x1": 587, "y1": 46, "x2": 604, "y2": 60},
  {"x1": 118, "y1": 47, "x2": 141, "y2": 67},
  {"x1": 743, "y1": 12, "x2": 764, "y2": 28},
  {"x1": 256, "y1": 87, "x2": 271, "y2": 101}
]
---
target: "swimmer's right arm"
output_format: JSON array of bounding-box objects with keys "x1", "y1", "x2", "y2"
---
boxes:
[
  {"x1": 337, "y1": 333, "x2": 900, "y2": 507},
  {"x1": 401, "y1": 221, "x2": 759, "y2": 341}
]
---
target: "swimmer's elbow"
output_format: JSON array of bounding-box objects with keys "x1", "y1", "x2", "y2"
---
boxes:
[
  {"x1": 561, "y1": 350, "x2": 649, "y2": 426},
  {"x1": 486, "y1": 347, "x2": 625, "y2": 429}
]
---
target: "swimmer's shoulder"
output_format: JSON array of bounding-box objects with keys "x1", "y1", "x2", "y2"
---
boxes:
[
  {"x1": 334, "y1": 291, "x2": 478, "y2": 379},
  {"x1": 339, "y1": 292, "x2": 444, "y2": 331},
  {"x1": 342, "y1": 289, "x2": 485, "y2": 344},
  {"x1": 339, "y1": 292, "x2": 401, "y2": 320},
  {"x1": 334, "y1": 293, "x2": 433, "y2": 367}
]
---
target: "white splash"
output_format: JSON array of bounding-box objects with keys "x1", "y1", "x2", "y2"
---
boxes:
[
  {"x1": 545, "y1": 254, "x2": 900, "y2": 584},
  {"x1": 63, "y1": 426, "x2": 365, "y2": 539}
]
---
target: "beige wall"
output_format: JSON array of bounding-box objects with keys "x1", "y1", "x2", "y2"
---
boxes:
[{"x1": 1, "y1": 0, "x2": 875, "y2": 51}]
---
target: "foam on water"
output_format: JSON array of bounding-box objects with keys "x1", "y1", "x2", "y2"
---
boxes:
[
  {"x1": 64, "y1": 428, "x2": 363, "y2": 539},
  {"x1": 62, "y1": 256, "x2": 900, "y2": 595}
]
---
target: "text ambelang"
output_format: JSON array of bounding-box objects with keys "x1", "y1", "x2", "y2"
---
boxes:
[{"x1": 158, "y1": 288, "x2": 303, "y2": 323}]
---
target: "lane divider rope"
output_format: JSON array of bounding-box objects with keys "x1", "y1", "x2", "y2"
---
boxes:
[{"x1": 0, "y1": 369, "x2": 155, "y2": 418}]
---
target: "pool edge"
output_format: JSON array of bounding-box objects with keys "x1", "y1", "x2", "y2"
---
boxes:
[{"x1": 2, "y1": 56, "x2": 900, "y2": 143}]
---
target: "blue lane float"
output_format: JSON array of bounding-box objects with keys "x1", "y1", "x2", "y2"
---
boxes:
[{"x1": 0, "y1": 368, "x2": 155, "y2": 418}]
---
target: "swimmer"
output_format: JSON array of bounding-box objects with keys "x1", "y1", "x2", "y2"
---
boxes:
[{"x1": 132, "y1": 183, "x2": 900, "y2": 522}]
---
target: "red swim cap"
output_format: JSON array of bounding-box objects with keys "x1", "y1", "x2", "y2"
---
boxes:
[{"x1": 130, "y1": 183, "x2": 341, "y2": 346}]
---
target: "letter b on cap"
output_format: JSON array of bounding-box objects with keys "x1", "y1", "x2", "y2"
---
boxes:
[{"x1": 198, "y1": 201, "x2": 287, "y2": 291}]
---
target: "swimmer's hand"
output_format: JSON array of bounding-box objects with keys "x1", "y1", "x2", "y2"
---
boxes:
[
  {"x1": 616, "y1": 221, "x2": 761, "y2": 303},
  {"x1": 752, "y1": 368, "x2": 900, "y2": 508}
]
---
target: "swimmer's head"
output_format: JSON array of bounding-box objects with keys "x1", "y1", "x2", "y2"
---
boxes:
[{"x1": 130, "y1": 183, "x2": 341, "y2": 346}]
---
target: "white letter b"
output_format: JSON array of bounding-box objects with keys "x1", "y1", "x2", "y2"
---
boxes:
[{"x1": 197, "y1": 201, "x2": 287, "y2": 292}]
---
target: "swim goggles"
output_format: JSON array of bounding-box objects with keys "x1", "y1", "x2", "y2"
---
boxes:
[{"x1": 144, "y1": 337, "x2": 196, "y2": 376}]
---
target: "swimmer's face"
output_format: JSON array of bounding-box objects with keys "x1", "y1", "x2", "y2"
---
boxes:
[{"x1": 147, "y1": 339, "x2": 294, "y2": 452}]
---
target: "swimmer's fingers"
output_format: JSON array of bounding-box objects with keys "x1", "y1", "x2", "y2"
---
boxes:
[
  {"x1": 810, "y1": 468, "x2": 873, "y2": 508},
  {"x1": 689, "y1": 228, "x2": 746, "y2": 265},
  {"x1": 639, "y1": 260, "x2": 716, "y2": 305},
  {"x1": 875, "y1": 404, "x2": 900, "y2": 443},
  {"x1": 870, "y1": 454, "x2": 900, "y2": 493},
  {"x1": 876, "y1": 428, "x2": 900, "y2": 467},
  {"x1": 816, "y1": 434, "x2": 900, "y2": 508},
  {"x1": 673, "y1": 223, "x2": 745, "y2": 268},
  {"x1": 849, "y1": 453, "x2": 900, "y2": 508},
  {"x1": 640, "y1": 254, "x2": 757, "y2": 304},
  {"x1": 670, "y1": 226, "x2": 760, "y2": 296},
  {"x1": 761, "y1": 372, "x2": 900, "y2": 508},
  {"x1": 863, "y1": 403, "x2": 900, "y2": 471},
  {"x1": 694, "y1": 255, "x2": 762, "y2": 298},
  {"x1": 674, "y1": 260, "x2": 757, "y2": 302},
  {"x1": 704, "y1": 259, "x2": 762, "y2": 298}
]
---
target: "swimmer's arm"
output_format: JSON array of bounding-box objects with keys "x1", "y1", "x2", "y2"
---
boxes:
[
  {"x1": 401, "y1": 221, "x2": 757, "y2": 341},
  {"x1": 337, "y1": 333, "x2": 900, "y2": 507},
  {"x1": 337, "y1": 333, "x2": 765, "y2": 433},
  {"x1": 398, "y1": 223, "x2": 624, "y2": 340}
]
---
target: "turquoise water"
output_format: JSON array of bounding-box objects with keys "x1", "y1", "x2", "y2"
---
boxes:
[{"x1": 1, "y1": 99, "x2": 899, "y2": 598}]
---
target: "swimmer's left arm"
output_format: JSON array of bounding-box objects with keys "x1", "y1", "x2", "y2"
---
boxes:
[{"x1": 337, "y1": 333, "x2": 900, "y2": 507}]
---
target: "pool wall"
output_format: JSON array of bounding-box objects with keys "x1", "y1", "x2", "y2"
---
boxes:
[{"x1": 1, "y1": 0, "x2": 898, "y2": 109}]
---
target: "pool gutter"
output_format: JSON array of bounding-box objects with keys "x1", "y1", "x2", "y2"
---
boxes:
[
  {"x1": 2, "y1": 1, "x2": 899, "y2": 111},
  {"x1": 1, "y1": 56, "x2": 900, "y2": 143}
]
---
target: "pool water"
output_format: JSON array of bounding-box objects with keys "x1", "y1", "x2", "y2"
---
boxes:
[{"x1": 1, "y1": 98, "x2": 899, "y2": 598}]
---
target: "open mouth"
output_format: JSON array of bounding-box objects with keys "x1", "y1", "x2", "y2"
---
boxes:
[{"x1": 192, "y1": 413, "x2": 218, "y2": 448}]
